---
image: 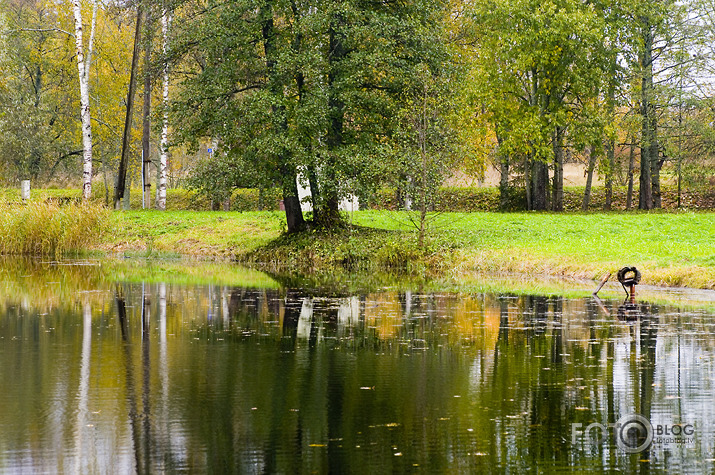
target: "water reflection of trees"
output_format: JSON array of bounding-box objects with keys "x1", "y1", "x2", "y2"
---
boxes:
[{"x1": 0, "y1": 283, "x2": 714, "y2": 473}]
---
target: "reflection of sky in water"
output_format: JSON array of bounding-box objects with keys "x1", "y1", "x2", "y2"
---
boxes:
[{"x1": 0, "y1": 273, "x2": 714, "y2": 473}]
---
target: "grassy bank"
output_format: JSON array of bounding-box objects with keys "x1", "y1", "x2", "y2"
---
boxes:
[
  {"x1": 95, "y1": 209, "x2": 715, "y2": 290},
  {"x1": 0, "y1": 201, "x2": 109, "y2": 255},
  {"x1": 0, "y1": 196, "x2": 711, "y2": 289}
]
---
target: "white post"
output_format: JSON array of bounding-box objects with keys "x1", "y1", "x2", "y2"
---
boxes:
[{"x1": 20, "y1": 180, "x2": 31, "y2": 202}]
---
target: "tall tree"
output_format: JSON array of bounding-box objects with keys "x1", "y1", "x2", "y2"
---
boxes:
[
  {"x1": 115, "y1": 3, "x2": 144, "y2": 210},
  {"x1": 71, "y1": 0, "x2": 97, "y2": 201},
  {"x1": 141, "y1": 3, "x2": 153, "y2": 209},
  {"x1": 260, "y1": 0, "x2": 305, "y2": 232},
  {"x1": 393, "y1": 63, "x2": 459, "y2": 247},
  {"x1": 628, "y1": 0, "x2": 693, "y2": 210},
  {"x1": 310, "y1": 0, "x2": 452, "y2": 226},
  {"x1": 468, "y1": 0, "x2": 608, "y2": 211},
  {"x1": 170, "y1": 0, "x2": 450, "y2": 231},
  {"x1": 157, "y1": 1, "x2": 171, "y2": 211},
  {"x1": 637, "y1": 9, "x2": 657, "y2": 210},
  {"x1": 168, "y1": 0, "x2": 306, "y2": 231}
]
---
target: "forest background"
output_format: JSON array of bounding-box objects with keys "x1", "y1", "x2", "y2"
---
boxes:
[{"x1": 2, "y1": 0, "x2": 715, "y2": 232}]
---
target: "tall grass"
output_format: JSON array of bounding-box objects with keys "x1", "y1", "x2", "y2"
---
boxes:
[{"x1": 0, "y1": 201, "x2": 110, "y2": 256}]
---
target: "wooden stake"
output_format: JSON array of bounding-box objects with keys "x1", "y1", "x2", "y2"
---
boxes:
[{"x1": 593, "y1": 272, "x2": 611, "y2": 296}]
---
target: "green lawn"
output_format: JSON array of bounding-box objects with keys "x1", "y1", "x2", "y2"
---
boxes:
[
  {"x1": 105, "y1": 210, "x2": 285, "y2": 257},
  {"x1": 354, "y1": 211, "x2": 715, "y2": 286},
  {"x1": 103, "y1": 209, "x2": 715, "y2": 289}
]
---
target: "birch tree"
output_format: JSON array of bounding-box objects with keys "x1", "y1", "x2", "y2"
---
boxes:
[
  {"x1": 71, "y1": 0, "x2": 97, "y2": 201},
  {"x1": 157, "y1": 4, "x2": 171, "y2": 211}
]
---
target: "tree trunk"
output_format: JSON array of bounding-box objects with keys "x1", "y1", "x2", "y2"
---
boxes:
[
  {"x1": 142, "y1": 5, "x2": 153, "y2": 209},
  {"x1": 157, "y1": 5, "x2": 171, "y2": 211},
  {"x1": 531, "y1": 159, "x2": 548, "y2": 210},
  {"x1": 73, "y1": 302, "x2": 92, "y2": 474},
  {"x1": 289, "y1": 2, "x2": 317, "y2": 219},
  {"x1": 604, "y1": 139, "x2": 615, "y2": 210},
  {"x1": 317, "y1": 12, "x2": 348, "y2": 228},
  {"x1": 604, "y1": 61, "x2": 616, "y2": 211},
  {"x1": 497, "y1": 134, "x2": 510, "y2": 210},
  {"x1": 115, "y1": 5, "x2": 144, "y2": 209},
  {"x1": 652, "y1": 153, "x2": 663, "y2": 208},
  {"x1": 418, "y1": 88, "x2": 428, "y2": 248},
  {"x1": 524, "y1": 156, "x2": 532, "y2": 210},
  {"x1": 261, "y1": 1, "x2": 305, "y2": 233},
  {"x1": 639, "y1": 17, "x2": 655, "y2": 210},
  {"x1": 552, "y1": 126, "x2": 564, "y2": 211},
  {"x1": 626, "y1": 141, "x2": 635, "y2": 210},
  {"x1": 72, "y1": 0, "x2": 97, "y2": 201},
  {"x1": 282, "y1": 166, "x2": 305, "y2": 234},
  {"x1": 583, "y1": 146, "x2": 597, "y2": 211},
  {"x1": 307, "y1": 165, "x2": 320, "y2": 212}
]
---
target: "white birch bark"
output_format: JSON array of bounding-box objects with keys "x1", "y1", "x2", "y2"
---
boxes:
[
  {"x1": 74, "y1": 303, "x2": 93, "y2": 473},
  {"x1": 157, "y1": 5, "x2": 172, "y2": 210},
  {"x1": 72, "y1": 0, "x2": 97, "y2": 201}
]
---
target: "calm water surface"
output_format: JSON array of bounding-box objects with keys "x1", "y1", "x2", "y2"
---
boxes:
[{"x1": 0, "y1": 260, "x2": 714, "y2": 473}]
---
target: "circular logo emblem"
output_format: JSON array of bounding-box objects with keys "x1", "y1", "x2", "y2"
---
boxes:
[{"x1": 615, "y1": 414, "x2": 653, "y2": 453}]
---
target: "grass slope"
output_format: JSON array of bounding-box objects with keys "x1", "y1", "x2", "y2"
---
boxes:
[{"x1": 100, "y1": 209, "x2": 715, "y2": 289}]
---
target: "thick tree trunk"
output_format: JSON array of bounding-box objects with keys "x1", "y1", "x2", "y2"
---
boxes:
[
  {"x1": 531, "y1": 159, "x2": 548, "y2": 210},
  {"x1": 261, "y1": 1, "x2": 305, "y2": 233},
  {"x1": 115, "y1": 5, "x2": 144, "y2": 209},
  {"x1": 72, "y1": 0, "x2": 97, "y2": 201},
  {"x1": 282, "y1": 166, "x2": 305, "y2": 234},
  {"x1": 157, "y1": 5, "x2": 171, "y2": 211},
  {"x1": 526, "y1": 68, "x2": 548, "y2": 211},
  {"x1": 316, "y1": 13, "x2": 348, "y2": 228},
  {"x1": 289, "y1": 2, "x2": 317, "y2": 219}
]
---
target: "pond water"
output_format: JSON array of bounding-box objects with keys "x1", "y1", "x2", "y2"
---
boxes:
[{"x1": 1, "y1": 260, "x2": 714, "y2": 473}]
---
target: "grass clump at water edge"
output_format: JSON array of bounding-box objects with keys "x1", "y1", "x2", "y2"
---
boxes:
[
  {"x1": 243, "y1": 226, "x2": 456, "y2": 274},
  {"x1": 0, "y1": 201, "x2": 110, "y2": 256}
]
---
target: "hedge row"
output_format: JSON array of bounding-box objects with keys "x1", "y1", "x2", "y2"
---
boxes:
[
  {"x1": 4, "y1": 185, "x2": 715, "y2": 212},
  {"x1": 367, "y1": 185, "x2": 715, "y2": 212},
  {"x1": 85, "y1": 186, "x2": 283, "y2": 212},
  {"x1": 0, "y1": 186, "x2": 284, "y2": 212}
]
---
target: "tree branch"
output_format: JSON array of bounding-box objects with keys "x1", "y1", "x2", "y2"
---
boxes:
[{"x1": 6, "y1": 27, "x2": 75, "y2": 37}]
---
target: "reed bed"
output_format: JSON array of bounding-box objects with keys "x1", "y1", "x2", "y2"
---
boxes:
[{"x1": 0, "y1": 201, "x2": 110, "y2": 256}]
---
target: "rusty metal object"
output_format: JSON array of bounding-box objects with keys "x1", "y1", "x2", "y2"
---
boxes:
[{"x1": 617, "y1": 266, "x2": 641, "y2": 297}]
